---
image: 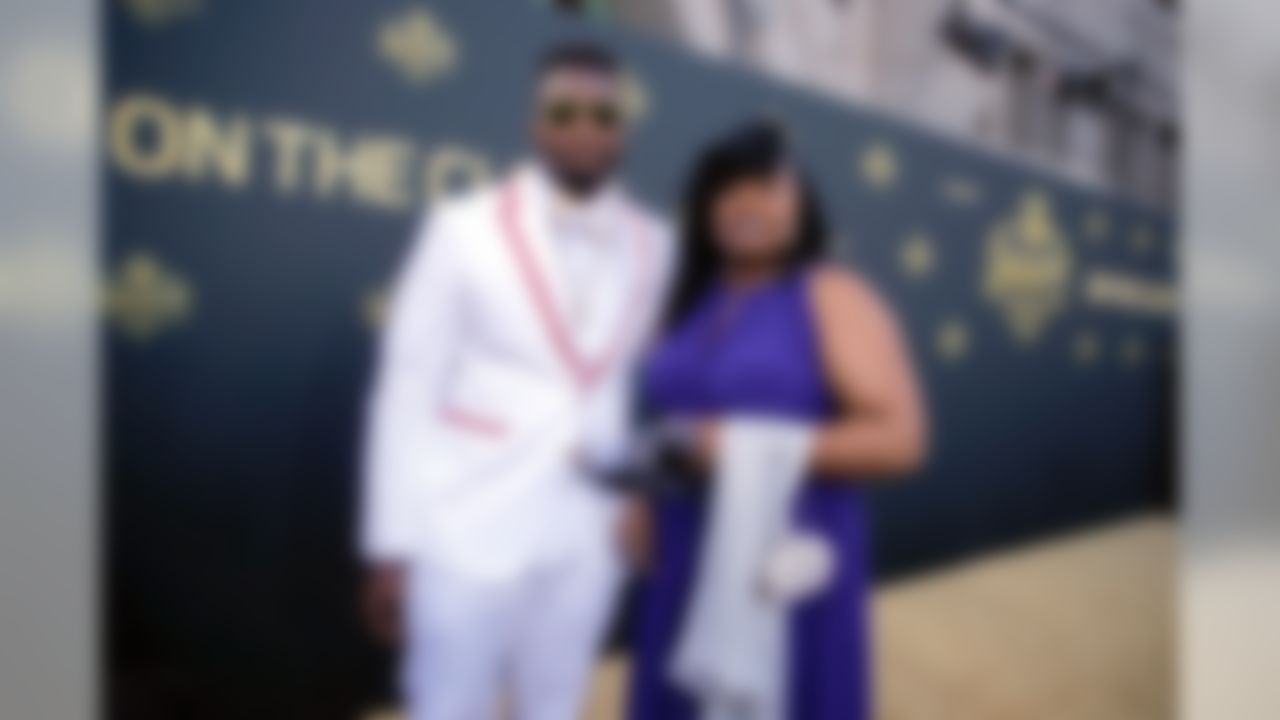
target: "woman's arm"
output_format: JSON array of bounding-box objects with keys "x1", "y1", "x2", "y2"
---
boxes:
[
  {"x1": 805, "y1": 265, "x2": 927, "y2": 478},
  {"x1": 686, "y1": 266, "x2": 927, "y2": 480}
]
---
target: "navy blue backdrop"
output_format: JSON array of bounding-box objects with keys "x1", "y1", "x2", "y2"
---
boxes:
[{"x1": 105, "y1": 1, "x2": 1175, "y2": 716}]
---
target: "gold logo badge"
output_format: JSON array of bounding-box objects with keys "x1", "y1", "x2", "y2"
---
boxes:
[
  {"x1": 104, "y1": 252, "x2": 194, "y2": 340},
  {"x1": 123, "y1": 0, "x2": 202, "y2": 26},
  {"x1": 377, "y1": 6, "x2": 459, "y2": 86},
  {"x1": 982, "y1": 191, "x2": 1074, "y2": 345}
]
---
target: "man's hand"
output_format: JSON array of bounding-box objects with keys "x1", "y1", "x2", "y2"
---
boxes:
[
  {"x1": 690, "y1": 419, "x2": 720, "y2": 470},
  {"x1": 652, "y1": 417, "x2": 719, "y2": 476},
  {"x1": 362, "y1": 563, "x2": 407, "y2": 647},
  {"x1": 617, "y1": 500, "x2": 653, "y2": 573}
]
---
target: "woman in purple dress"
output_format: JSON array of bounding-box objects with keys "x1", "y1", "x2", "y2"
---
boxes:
[{"x1": 624, "y1": 122, "x2": 927, "y2": 720}]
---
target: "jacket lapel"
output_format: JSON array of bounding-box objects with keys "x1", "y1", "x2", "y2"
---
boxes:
[{"x1": 498, "y1": 167, "x2": 654, "y2": 392}]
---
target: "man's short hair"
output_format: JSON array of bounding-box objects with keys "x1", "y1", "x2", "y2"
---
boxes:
[{"x1": 538, "y1": 40, "x2": 620, "y2": 79}]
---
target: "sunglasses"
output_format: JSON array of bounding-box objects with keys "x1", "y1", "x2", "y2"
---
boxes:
[{"x1": 540, "y1": 99, "x2": 623, "y2": 130}]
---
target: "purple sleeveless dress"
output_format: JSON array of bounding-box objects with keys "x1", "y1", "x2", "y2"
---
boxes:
[{"x1": 629, "y1": 269, "x2": 871, "y2": 720}]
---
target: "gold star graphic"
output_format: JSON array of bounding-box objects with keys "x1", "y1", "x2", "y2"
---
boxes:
[
  {"x1": 935, "y1": 318, "x2": 970, "y2": 363},
  {"x1": 899, "y1": 232, "x2": 936, "y2": 280},
  {"x1": 858, "y1": 141, "x2": 899, "y2": 192}
]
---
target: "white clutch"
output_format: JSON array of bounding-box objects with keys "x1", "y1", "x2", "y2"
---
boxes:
[{"x1": 758, "y1": 531, "x2": 836, "y2": 604}]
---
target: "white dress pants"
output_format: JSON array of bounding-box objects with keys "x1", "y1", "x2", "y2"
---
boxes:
[{"x1": 402, "y1": 543, "x2": 620, "y2": 720}]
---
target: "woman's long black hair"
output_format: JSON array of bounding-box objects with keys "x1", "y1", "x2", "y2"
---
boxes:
[{"x1": 664, "y1": 120, "x2": 830, "y2": 330}]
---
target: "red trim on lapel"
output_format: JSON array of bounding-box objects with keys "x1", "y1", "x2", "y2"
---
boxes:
[
  {"x1": 498, "y1": 179, "x2": 654, "y2": 393},
  {"x1": 500, "y1": 181, "x2": 591, "y2": 387},
  {"x1": 441, "y1": 406, "x2": 507, "y2": 438}
]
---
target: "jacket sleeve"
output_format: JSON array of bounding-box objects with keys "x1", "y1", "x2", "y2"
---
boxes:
[{"x1": 359, "y1": 209, "x2": 465, "y2": 562}]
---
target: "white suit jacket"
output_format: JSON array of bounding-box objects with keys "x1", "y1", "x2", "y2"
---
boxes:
[{"x1": 360, "y1": 163, "x2": 673, "y2": 578}]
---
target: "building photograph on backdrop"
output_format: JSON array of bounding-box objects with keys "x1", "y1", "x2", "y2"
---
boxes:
[{"x1": 103, "y1": 1, "x2": 1177, "y2": 719}]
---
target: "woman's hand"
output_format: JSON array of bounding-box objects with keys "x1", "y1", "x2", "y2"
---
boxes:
[{"x1": 617, "y1": 499, "x2": 654, "y2": 572}]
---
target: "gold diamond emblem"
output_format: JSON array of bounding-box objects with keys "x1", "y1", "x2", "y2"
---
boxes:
[
  {"x1": 982, "y1": 191, "x2": 1074, "y2": 345},
  {"x1": 103, "y1": 252, "x2": 194, "y2": 340},
  {"x1": 377, "y1": 7, "x2": 459, "y2": 86}
]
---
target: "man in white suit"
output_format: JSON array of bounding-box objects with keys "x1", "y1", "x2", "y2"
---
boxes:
[{"x1": 360, "y1": 42, "x2": 672, "y2": 720}]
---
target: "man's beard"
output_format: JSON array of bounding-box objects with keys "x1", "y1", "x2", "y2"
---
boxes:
[{"x1": 545, "y1": 160, "x2": 615, "y2": 198}]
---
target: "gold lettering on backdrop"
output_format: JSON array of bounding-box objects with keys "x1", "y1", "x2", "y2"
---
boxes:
[
  {"x1": 312, "y1": 132, "x2": 417, "y2": 210},
  {"x1": 109, "y1": 93, "x2": 184, "y2": 181},
  {"x1": 1083, "y1": 270, "x2": 1175, "y2": 317},
  {"x1": 107, "y1": 92, "x2": 493, "y2": 214},
  {"x1": 982, "y1": 191, "x2": 1073, "y2": 345},
  {"x1": 312, "y1": 130, "x2": 351, "y2": 200},
  {"x1": 261, "y1": 118, "x2": 315, "y2": 194},
  {"x1": 182, "y1": 106, "x2": 252, "y2": 188},
  {"x1": 348, "y1": 135, "x2": 415, "y2": 211}
]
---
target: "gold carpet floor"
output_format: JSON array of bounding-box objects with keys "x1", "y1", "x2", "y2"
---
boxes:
[
  {"x1": 584, "y1": 514, "x2": 1174, "y2": 720},
  {"x1": 371, "y1": 514, "x2": 1174, "y2": 720}
]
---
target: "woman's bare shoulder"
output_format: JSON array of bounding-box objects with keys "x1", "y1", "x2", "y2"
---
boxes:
[{"x1": 807, "y1": 263, "x2": 894, "y2": 324}]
